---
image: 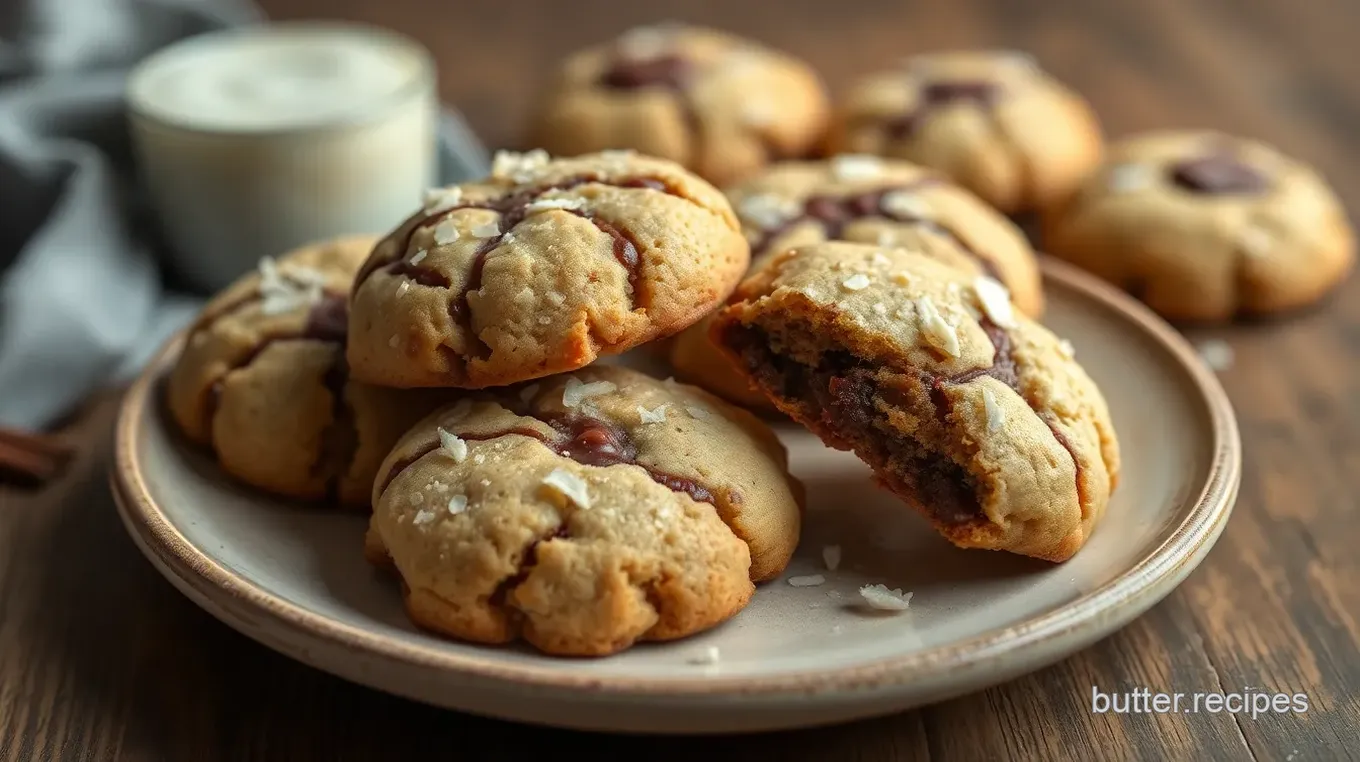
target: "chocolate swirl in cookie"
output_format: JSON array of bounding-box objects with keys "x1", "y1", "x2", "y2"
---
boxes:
[
  {"x1": 885, "y1": 80, "x2": 1002, "y2": 140},
  {"x1": 1169, "y1": 154, "x2": 1270, "y2": 195}
]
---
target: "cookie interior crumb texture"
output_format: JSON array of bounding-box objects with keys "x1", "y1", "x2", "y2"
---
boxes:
[
  {"x1": 347, "y1": 151, "x2": 750, "y2": 389},
  {"x1": 367, "y1": 365, "x2": 803, "y2": 656},
  {"x1": 713, "y1": 241, "x2": 1120, "y2": 562}
]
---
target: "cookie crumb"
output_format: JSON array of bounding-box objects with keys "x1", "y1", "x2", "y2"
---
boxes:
[
  {"x1": 1196, "y1": 339, "x2": 1234, "y2": 371},
  {"x1": 491, "y1": 148, "x2": 550, "y2": 181},
  {"x1": 739, "y1": 193, "x2": 800, "y2": 230},
  {"x1": 433, "y1": 220, "x2": 460, "y2": 246},
  {"x1": 396, "y1": 281, "x2": 410, "y2": 297},
  {"x1": 541, "y1": 468, "x2": 591, "y2": 509},
  {"x1": 408, "y1": 249, "x2": 428, "y2": 266},
  {"x1": 687, "y1": 646, "x2": 721, "y2": 665},
  {"x1": 982, "y1": 387, "x2": 1005, "y2": 432},
  {"x1": 638, "y1": 403, "x2": 669, "y2": 424},
  {"x1": 562, "y1": 377, "x2": 618, "y2": 407},
  {"x1": 388, "y1": 335, "x2": 400, "y2": 349},
  {"x1": 413, "y1": 508, "x2": 437, "y2": 525},
  {"x1": 859, "y1": 584, "x2": 912, "y2": 611},
  {"x1": 841, "y1": 273, "x2": 872, "y2": 291},
  {"x1": 880, "y1": 190, "x2": 931, "y2": 219},
  {"x1": 470, "y1": 221, "x2": 501, "y2": 238},
  {"x1": 973, "y1": 276, "x2": 1016, "y2": 328},
  {"x1": 518, "y1": 383, "x2": 541, "y2": 404},
  {"x1": 684, "y1": 404, "x2": 712, "y2": 420},
  {"x1": 447, "y1": 494, "x2": 468, "y2": 515},
  {"x1": 1058, "y1": 339, "x2": 1076, "y2": 358},
  {"x1": 422, "y1": 186, "x2": 463, "y2": 214},
  {"x1": 831, "y1": 153, "x2": 883, "y2": 181},
  {"x1": 822, "y1": 545, "x2": 842, "y2": 571},
  {"x1": 788, "y1": 574, "x2": 826, "y2": 587},
  {"x1": 437, "y1": 428, "x2": 468, "y2": 463},
  {"x1": 915, "y1": 296, "x2": 961, "y2": 357},
  {"x1": 526, "y1": 197, "x2": 586, "y2": 214}
]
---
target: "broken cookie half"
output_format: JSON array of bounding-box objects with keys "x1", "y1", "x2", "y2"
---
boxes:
[{"x1": 712, "y1": 241, "x2": 1119, "y2": 562}]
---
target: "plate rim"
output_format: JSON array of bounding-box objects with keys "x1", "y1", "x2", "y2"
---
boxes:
[{"x1": 112, "y1": 257, "x2": 1241, "y2": 698}]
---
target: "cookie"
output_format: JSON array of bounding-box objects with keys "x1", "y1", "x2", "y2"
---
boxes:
[
  {"x1": 1043, "y1": 130, "x2": 1355, "y2": 321},
  {"x1": 167, "y1": 236, "x2": 446, "y2": 507},
  {"x1": 712, "y1": 241, "x2": 1119, "y2": 562},
  {"x1": 531, "y1": 23, "x2": 830, "y2": 187},
  {"x1": 367, "y1": 365, "x2": 803, "y2": 656},
  {"x1": 347, "y1": 150, "x2": 749, "y2": 389},
  {"x1": 829, "y1": 50, "x2": 1102, "y2": 215},
  {"x1": 671, "y1": 156, "x2": 1043, "y2": 409}
]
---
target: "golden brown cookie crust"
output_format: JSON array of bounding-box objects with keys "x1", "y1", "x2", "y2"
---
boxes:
[
  {"x1": 347, "y1": 150, "x2": 749, "y2": 389},
  {"x1": 368, "y1": 366, "x2": 803, "y2": 656},
  {"x1": 829, "y1": 51, "x2": 1103, "y2": 214},
  {"x1": 1043, "y1": 130, "x2": 1355, "y2": 322},
  {"x1": 712, "y1": 242, "x2": 1119, "y2": 563},
  {"x1": 166, "y1": 236, "x2": 446, "y2": 506},
  {"x1": 532, "y1": 24, "x2": 830, "y2": 187},
  {"x1": 671, "y1": 156, "x2": 1043, "y2": 410}
]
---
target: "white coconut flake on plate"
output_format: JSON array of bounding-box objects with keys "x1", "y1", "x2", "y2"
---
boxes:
[
  {"x1": 859, "y1": 584, "x2": 913, "y2": 611},
  {"x1": 822, "y1": 545, "x2": 842, "y2": 571},
  {"x1": 686, "y1": 646, "x2": 721, "y2": 665},
  {"x1": 1196, "y1": 339, "x2": 1234, "y2": 371},
  {"x1": 787, "y1": 574, "x2": 826, "y2": 587}
]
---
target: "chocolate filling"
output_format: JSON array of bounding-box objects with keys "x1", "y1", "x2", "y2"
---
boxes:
[
  {"x1": 885, "y1": 79, "x2": 1001, "y2": 140},
  {"x1": 1168, "y1": 154, "x2": 1270, "y2": 195},
  {"x1": 751, "y1": 180, "x2": 1003, "y2": 281},
  {"x1": 721, "y1": 318, "x2": 1081, "y2": 526},
  {"x1": 376, "y1": 413, "x2": 714, "y2": 506},
  {"x1": 313, "y1": 351, "x2": 358, "y2": 503}
]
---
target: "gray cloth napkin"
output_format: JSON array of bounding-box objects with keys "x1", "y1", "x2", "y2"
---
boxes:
[{"x1": 0, "y1": 0, "x2": 489, "y2": 430}]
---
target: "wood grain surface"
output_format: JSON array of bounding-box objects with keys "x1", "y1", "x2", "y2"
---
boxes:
[{"x1": 3, "y1": 0, "x2": 1359, "y2": 759}]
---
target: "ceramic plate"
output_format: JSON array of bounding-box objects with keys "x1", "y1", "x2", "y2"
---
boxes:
[{"x1": 111, "y1": 258, "x2": 1240, "y2": 734}]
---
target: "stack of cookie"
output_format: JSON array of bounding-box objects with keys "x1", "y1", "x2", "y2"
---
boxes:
[{"x1": 165, "y1": 22, "x2": 1352, "y2": 659}]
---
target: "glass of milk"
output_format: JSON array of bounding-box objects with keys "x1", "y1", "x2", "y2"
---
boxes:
[{"x1": 128, "y1": 22, "x2": 437, "y2": 292}]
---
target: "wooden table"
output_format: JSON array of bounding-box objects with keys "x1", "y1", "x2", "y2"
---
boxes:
[{"x1": 3, "y1": 1, "x2": 1358, "y2": 759}]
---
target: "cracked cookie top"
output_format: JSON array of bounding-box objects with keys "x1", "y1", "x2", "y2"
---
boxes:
[
  {"x1": 167, "y1": 236, "x2": 447, "y2": 506},
  {"x1": 347, "y1": 150, "x2": 749, "y2": 389},
  {"x1": 829, "y1": 50, "x2": 1103, "y2": 214},
  {"x1": 1042, "y1": 130, "x2": 1355, "y2": 321},
  {"x1": 531, "y1": 23, "x2": 830, "y2": 186},
  {"x1": 712, "y1": 241, "x2": 1119, "y2": 562},
  {"x1": 367, "y1": 365, "x2": 802, "y2": 656}
]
